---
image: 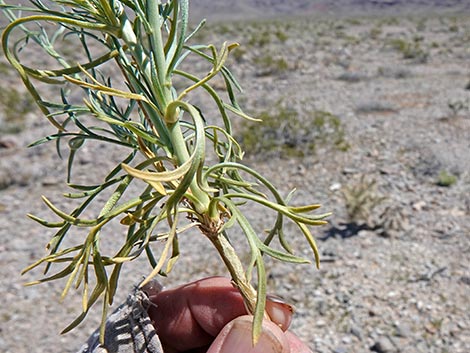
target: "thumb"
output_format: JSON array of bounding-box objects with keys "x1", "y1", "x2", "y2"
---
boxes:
[{"x1": 207, "y1": 315, "x2": 290, "y2": 353}]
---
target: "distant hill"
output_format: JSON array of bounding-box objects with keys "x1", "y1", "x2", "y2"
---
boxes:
[{"x1": 189, "y1": 0, "x2": 470, "y2": 22}]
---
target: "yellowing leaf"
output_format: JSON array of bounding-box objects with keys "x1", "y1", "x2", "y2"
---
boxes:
[
  {"x1": 122, "y1": 156, "x2": 193, "y2": 183},
  {"x1": 147, "y1": 180, "x2": 167, "y2": 195}
]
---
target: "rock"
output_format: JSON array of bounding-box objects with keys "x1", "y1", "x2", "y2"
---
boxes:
[
  {"x1": 316, "y1": 299, "x2": 328, "y2": 316},
  {"x1": 329, "y1": 182, "x2": 342, "y2": 191},
  {"x1": 335, "y1": 291, "x2": 351, "y2": 304},
  {"x1": 0, "y1": 138, "x2": 16, "y2": 149},
  {"x1": 394, "y1": 322, "x2": 413, "y2": 338},
  {"x1": 350, "y1": 325, "x2": 363, "y2": 340},
  {"x1": 459, "y1": 276, "x2": 470, "y2": 285},
  {"x1": 358, "y1": 229, "x2": 376, "y2": 237},
  {"x1": 370, "y1": 336, "x2": 397, "y2": 353},
  {"x1": 342, "y1": 167, "x2": 359, "y2": 175},
  {"x1": 333, "y1": 347, "x2": 348, "y2": 353},
  {"x1": 412, "y1": 200, "x2": 427, "y2": 211}
]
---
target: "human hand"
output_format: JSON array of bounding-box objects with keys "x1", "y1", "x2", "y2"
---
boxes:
[{"x1": 147, "y1": 277, "x2": 312, "y2": 353}]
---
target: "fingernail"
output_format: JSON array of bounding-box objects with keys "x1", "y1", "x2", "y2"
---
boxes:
[
  {"x1": 215, "y1": 317, "x2": 285, "y2": 353},
  {"x1": 266, "y1": 295, "x2": 294, "y2": 331}
]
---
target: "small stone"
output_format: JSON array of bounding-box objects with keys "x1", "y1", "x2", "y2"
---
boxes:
[
  {"x1": 459, "y1": 276, "x2": 470, "y2": 285},
  {"x1": 79, "y1": 155, "x2": 93, "y2": 165},
  {"x1": 316, "y1": 300, "x2": 328, "y2": 316},
  {"x1": 329, "y1": 182, "x2": 342, "y2": 191},
  {"x1": 333, "y1": 347, "x2": 348, "y2": 353},
  {"x1": 370, "y1": 336, "x2": 397, "y2": 353},
  {"x1": 379, "y1": 167, "x2": 392, "y2": 175},
  {"x1": 424, "y1": 322, "x2": 438, "y2": 334},
  {"x1": 41, "y1": 176, "x2": 60, "y2": 186},
  {"x1": 416, "y1": 301, "x2": 424, "y2": 311},
  {"x1": 295, "y1": 164, "x2": 306, "y2": 176},
  {"x1": 358, "y1": 229, "x2": 375, "y2": 237},
  {"x1": 335, "y1": 291, "x2": 350, "y2": 304},
  {"x1": 353, "y1": 251, "x2": 362, "y2": 259},
  {"x1": 394, "y1": 322, "x2": 412, "y2": 338},
  {"x1": 350, "y1": 325, "x2": 363, "y2": 340},
  {"x1": 342, "y1": 167, "x2": 358, "y2": 175},
  {"x1": 0, "y1": 138, "x2": 16, "y2": 149},
  {"x1": 412, "y1": 200, "x2": 427, "y2": 211}
]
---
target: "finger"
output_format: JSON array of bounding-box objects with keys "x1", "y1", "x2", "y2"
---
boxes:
[
  {"x1": 184, "y1": 277, "x2": 248, "y2": 336},
  {"x1": 148, "y1": 277, "x2": 246, "y2": 351},
  {"x1": 147, "y1": 276, "x2": 297, "y2": 352},
  {"x1": 285, "y1": 331, "x2": 314, "y2": 353},
  {"x1": 207, "y1": 315, "x2": 289, "y2": 353}
]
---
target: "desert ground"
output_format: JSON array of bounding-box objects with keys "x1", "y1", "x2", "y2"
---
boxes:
[{"x1": 0, "y1": 1, "x2": 469, "y2": 353}]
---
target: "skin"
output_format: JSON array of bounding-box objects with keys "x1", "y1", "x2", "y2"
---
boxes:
[{"x1": 147, "y1": 277, "x2": 313, "y2": 353}]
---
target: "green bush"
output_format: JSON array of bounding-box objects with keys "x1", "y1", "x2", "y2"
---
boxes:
[
  {"x1": 0, "y1": 87, "x2": 35, "y2": 133},
  {"x1": 388, "y1": 38, "x2": 429, "y2": 62},
  {"x1": 436, "y1": 170, "x2": 457, "y2": 187},
  {"x1": 253, "y1": 54, "x2": 289, "y2": 76},
  {"x1": 239, "y1": 104, "x2": 348, "y2": 158}
]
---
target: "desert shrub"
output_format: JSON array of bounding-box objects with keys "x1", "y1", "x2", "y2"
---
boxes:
[
  {"x1": 214, "y1": 24, "x2": 234, "y2": 35},
  {"x1": 336, "y1": 71, "x2": 369, "y2": 83},
  {"x1": 436, "y1": 170, "x2": 457, "y2": 187},
  {"x1": 0, "y1": 87, "x2": 35, "y2": 133},
  {"x1": 274, "y1": 29, "x2": 288, "y2": 42},
  {"x1": 347, "y1": 18, "x2": 362, "y2": 26},
  {"x1": 355, "y1": 101, "x2": 397, "y2": 114},
  {"x1": 448, "y1": 24, "x2": 460, "y2": 32},
  {"x1": 377, "y1": 66, "x2": 413, "y2": 79},
  {"x1": 246, "y1": 25, "x2": 289, "y2": 47},
  {"x1": 334, "y1": 29, "x2": 360, "y2": 44},
  {"x1": 0, "y1": 62, "x2": 11, "y2": 74},
  {"x1": 369, "y1": 26, "x2": 383, "y2": 40},
  {"x1": 253, "y1": 54, "x2": 289, "y2": 76},
  {"x1": 447, "y1": 98, "x2": 469, "y2": 117},
  {"x1": 377, "y1": 204, "x2": 409, "y2": 238},
  {"x1": 416, "y1": 18, "x2": 427, "y2": 32},
  {"x1": 248, "y1": 30, "x2": 271, "y2": 47},
  {"x1": 383, "y1": 17, "x2": 400, "y2": 26},
  {"x1": 388, "y1": 38, "x2": 429, "y2": 63},
  {"x1": 342, "y1": 176, "x2": 386, "y2": 227},
  {"x1": 239, "y1": 103, "x2": 348, "y2": 158},
  {"x1": 231, "y1": 46, "x2": 247, "y2": 62}
]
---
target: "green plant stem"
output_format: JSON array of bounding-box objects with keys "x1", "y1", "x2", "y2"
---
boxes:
[
  {"x1": 118, "y1": 10, "x2": 167, "y2": 112},
  {"x1": 119, "y1": 2, "x2": 210, "y2": 214},
  {"x1": 147, "y1": 0, "x2": 170, "y2": 99},
  {"x1": 167, "y1": 119, "x2": 210, "y2": 213},
  {"x1": 207, "y1": 232, "x2": 257, "y2": 314}
]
